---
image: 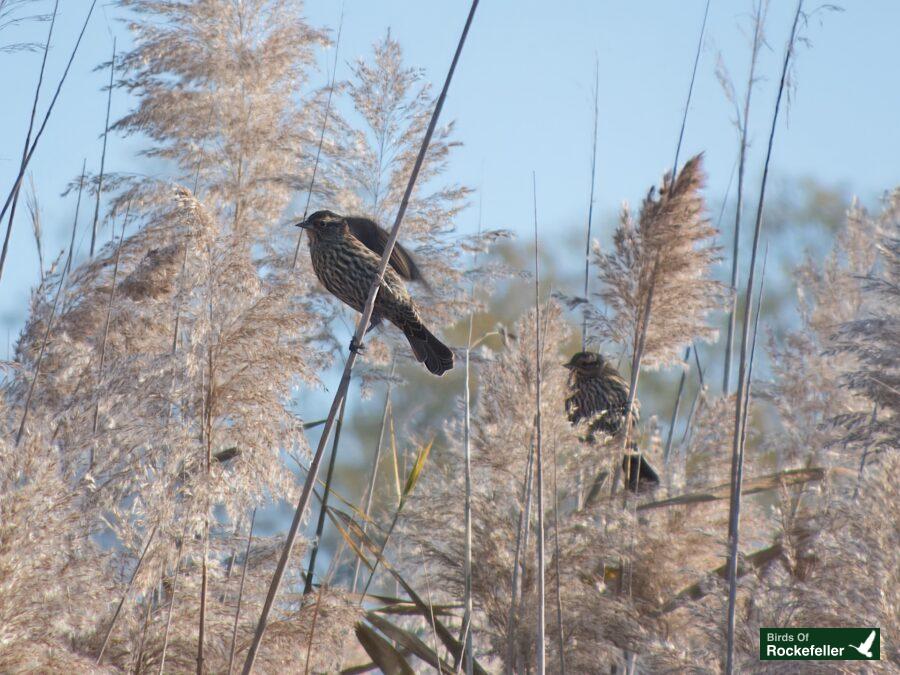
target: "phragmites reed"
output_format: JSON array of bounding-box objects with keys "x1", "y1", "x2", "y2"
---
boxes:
[
  {"x1": 1, "y1": 0, "x2": 896, "y2": 672},
  {"x1": 589, "y1": 154, "x2": 724, "y2": 369}
]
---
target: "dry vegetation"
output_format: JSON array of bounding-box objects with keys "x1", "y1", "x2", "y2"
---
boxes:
[{"x1": 0, "y1": 1, "x2": 896, "y2": 673}]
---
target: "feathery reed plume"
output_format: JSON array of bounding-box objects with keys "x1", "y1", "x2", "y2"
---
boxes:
[
  {"x1": 24, "y1": 173, "x2": 43, "y2": 278},
  {"x1": 725, "y1": 4, "x2": 803, "y2": 671},
  {"x1": 0, "y1": 0, "x2": 56, "y2": 285},
  {"x1": 590, "y1": 154, "x2": 723, "y2": 369},
  {"x1": 588, "y1": 154, "x2": 723, "y2": 495},
  {"x1": 829, "y1": 194, "x2": 900, "y2": 458},
  {"x1": 720, "y1": 0, "x2": 767, "y2": 394},
  {"x1": 664, "y1": 161, "x2": 737, "y2": 465},
  {"x1": 116, "y1": 0, "x2": 327, "y2": 233},
  {"x1": 89, "y1": 38, "x2": 116, "y2": 257},
  {"x1": 0, "y1": 0, "x2": 49, "y2": 52},
  {"x1": 242, "y1": 4, "x2": 480, "y2": 669},
  {"x1": 315, "y1": 29, "x2": 486, "y2": 362}
]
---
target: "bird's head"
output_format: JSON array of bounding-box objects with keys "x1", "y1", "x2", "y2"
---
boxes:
[
  {"x1": 564, "y1": 351, "x2": 607, "y2": 375},
  {"x1": 295, "y1": 210, "x2": 347, "y2": 242}
]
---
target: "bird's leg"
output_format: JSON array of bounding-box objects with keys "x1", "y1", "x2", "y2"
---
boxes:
[
  {"x1": 349, "y1": 335, "x2": 365, "y2": 354},
  {"x1": 349, "y1": 316, "x2": 381, "y2": 354}
]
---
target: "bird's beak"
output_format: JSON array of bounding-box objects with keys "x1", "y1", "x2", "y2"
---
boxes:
[
  {"x1": 563, "y1": 361, "x2": 575, "y2": 369},
  {"x1": 295, "y1": 220, "x2": 311, "y2": 229}
]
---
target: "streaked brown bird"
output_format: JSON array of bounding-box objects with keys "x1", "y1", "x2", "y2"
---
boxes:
[
  {"x1": 565, "y1": 351, "x2": 636, "y2": 438},
  {"x1": 564, "y1": 351, "x2": 659, "y2": 492},
  {"x1": 296, "y1": 210, "x2": 454, "y2": 376}
]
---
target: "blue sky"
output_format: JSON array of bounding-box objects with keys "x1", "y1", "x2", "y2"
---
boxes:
[{"x1": 1, "y1": 0, "x2": 899, "y2": 346}]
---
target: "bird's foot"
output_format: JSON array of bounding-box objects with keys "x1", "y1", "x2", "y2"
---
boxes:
[{"x1": 349, "y1": 335, "x2": 366, "y2": 354}]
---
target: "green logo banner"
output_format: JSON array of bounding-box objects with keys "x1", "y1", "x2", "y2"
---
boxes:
[{"x1": 760, "y1": 628, "x2": 880, "y2": 661}]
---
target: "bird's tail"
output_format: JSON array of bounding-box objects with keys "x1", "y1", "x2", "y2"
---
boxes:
[{"x1": 402, "y1": 320, "x2": 454, "y2": 376}]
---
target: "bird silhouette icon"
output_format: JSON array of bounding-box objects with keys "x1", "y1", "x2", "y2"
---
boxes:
[{"x1": 849, "y1": 630, "x2": 876, "y2": 658}]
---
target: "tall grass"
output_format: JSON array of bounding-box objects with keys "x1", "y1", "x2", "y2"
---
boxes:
[
  {"x1": 2, "y1": 2, "x2": 895, "y2": 673},
  {"x1": 725, "y1": 3, "x2": 803, "y2": 671},
  {"x1": 721, "y1": 0, "x2": 766, "y2": 394}
]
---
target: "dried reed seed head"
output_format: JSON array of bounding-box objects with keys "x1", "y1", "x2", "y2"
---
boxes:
[{"x1": 591, "y1": 153, "x2": 726, "y2": 368}]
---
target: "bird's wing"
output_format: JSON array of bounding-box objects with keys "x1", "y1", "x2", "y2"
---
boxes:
[
  {"x1": 861, "y1": 631, "x2": 876, "y2": 650},
  {"x1": 345, "y1": 216, "x2": 428, "y2": 286}
]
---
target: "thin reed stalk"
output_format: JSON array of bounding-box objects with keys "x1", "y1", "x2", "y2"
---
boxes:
[
  {"x1": 242, "y1": 4, "x2": 480, "y2": 669},
  {"x1": 612, "y1": 266, "x2": 658, "y2": 496},
  {"x1": 159, "y1": 530, "x2": 187, "y2": 675},
  {"x1": 302, "y1": 585, "x2": 324, "y2": 675},
  {"x1": 740, "y1": 245, "x2": 768, "y2": 452},
  {"x1": 0, "y1": 0, "x2": 98, "y2": 230},
  {"x1": 420, "y1": 553, "x2": 443, "y2": 675},
  {"x1": 460, "y1": 190, "x2": 485, "y2": 674},
  {"x1": 359, "y1": 434, "x2": 435, "y2": 603},
  {"x1": 663, "y1": 346, "x2": 691, "y2": 466},
  {"x1": 25, "y1": 174, "x2": 43, "y2": 278},
  {"x1": 723, "y1": 0, "x2": 765, "y2": 394},
  {"x1": 89, "y1": 38, "x2": 116, "y2": 257},
  {"x1": 353, "y1": 359, "x2": 396, "y2": 592},
  {"x1": 532, "y1": 172, "x2": 545, "y2": 675},
  {"x1": 725, "y1": 5, "x2": 802, "y2": 672},
  {"x1": 228, "y1": 508, "x2": 256, "y2": 675},
  {"x1": 680, "y1": 347, "x2": 706, "y2": 448},
  {"x1": 551, "y1": 442, "x2": 565, "y2": 675},
  {"x1": 15, "y1": 177, "x2": 83, "y2": 446},
  {"x1": 303, "y1": 395, "x2": 349, "y2": 595},
  {"x1": 671, "y1": 0, "x2": 711, "y2": 177},
  {"x1": 198, "y1": 326, "x2": 215, "y2": 674},
  {"x1": 97, "y1": 526, "x2": 158, "y2": 664},
  {"x1": 294, "y1": 5, "x2": 348, "y2": 605},
  {"x1": 506, "y1": 422, "x2": 536, "y2": 673},
  {"x1": 292, "y1": 10, "x2": 344, "y2": 269},
  {"x1": 581, "y1": 59, "x2": 600, "y2": 349},
  {"x1": 134, "y1": 587, "x2": 155, "y2": 672},
  {"x1": 198, "y1": 518, "x2": 209, "y2": 675},
  {"x1": 0, "y1": 0, "x2": 57, "y2": 285},
  {"x1": 660, "y1": 0, "x2": 711, "y2": 465},
  {"x1": 89, "y1": 206, "x2": 130, "y2": 469}
]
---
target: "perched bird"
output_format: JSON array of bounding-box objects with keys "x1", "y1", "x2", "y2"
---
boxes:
[
  {"x1": 296, "y1": 210, "x2": 454, "y2": 376},
  {"x1": 564, "y1": 351, "x2": 636, "y2": 439},
  {"x1": 564, "y1": 351, "x2": 659, "y2": 493}
]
